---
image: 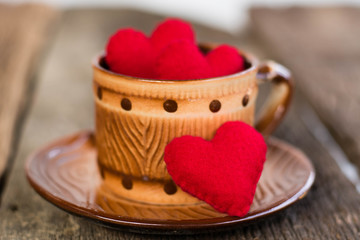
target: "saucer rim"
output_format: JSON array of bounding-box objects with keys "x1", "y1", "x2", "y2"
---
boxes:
[{"x1": 26, "y1": 131, "x2": 315, "y2": 231}]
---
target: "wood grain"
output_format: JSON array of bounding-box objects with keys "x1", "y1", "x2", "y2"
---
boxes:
[
  {"x1": 1, "y1": 8, "x2": 360, "y2": 239},
  {"x1": 251, "y1": 7, "x2": 360, "y2": 168},
  {"x1": 94, "y1": 62, "x2": 257, "y2": 180},
  {"x1": 96, "y1": 94, "x2": 255, "y2": 180},
  {"x1": 0, "y1": 4, "x2": 57, "y2": 191}
]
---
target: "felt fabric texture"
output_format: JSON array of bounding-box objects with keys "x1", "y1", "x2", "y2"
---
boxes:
[
  {"x1": 150, "y1": 19, "x2": 195, "y2": 55},
  {"x1": 155, "y1": 40, "x2": 212, "y2": 80},
  {"x1": 206, "y1": 45, "x2": 245, "y2": 78},
  {"x1": 164, "y1": 121, "x2": 267, "y2": 217},
  {"x1": 104, "y1": 18, "x2": 245, "y2": 80},
  {"x1": 155, "y1": 42, "x2": 245, "y2": 80},
  {"x1": 105, "y1": 28, "x2": 156, "y2": 78}
]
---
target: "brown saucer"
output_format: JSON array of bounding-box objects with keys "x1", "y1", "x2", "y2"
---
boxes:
[{"x1": 26, "y1": 131, "x2": 315, "y2": 234}]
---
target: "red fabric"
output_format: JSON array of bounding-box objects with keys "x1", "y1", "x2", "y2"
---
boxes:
[
  {"x1": 151, "y1": 18, "x2": 195, "y2": 55},
  {"x1": 206, "y1": 45, "x2": 245, "y2": 78},
  {"x1": 156, "y1": 42, "x2": 245, "y2": 80},
  {"x1": 105, "y1": 29, "x2": 156, "y2": 78},
  {"x1": 164, "y1": 121, "x2": 267, "y2": 217},
  {"x1": 105, "y1": 19, "x2": 245, "y2": 80},
  {"x1": 105, "y1": 19, "x2": 193, "y2": 78},
  {"x1": 155, "y1": 40, "x2": 212, "y2": 80}
]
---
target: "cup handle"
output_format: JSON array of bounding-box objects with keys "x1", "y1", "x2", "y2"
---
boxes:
[{"x1": 255, "y1": 61, "x2": 294, "y2": 137}]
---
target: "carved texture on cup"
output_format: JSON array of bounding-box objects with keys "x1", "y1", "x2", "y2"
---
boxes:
[
  {"x1": 96, "y1": 104, "x2": 255, "y2": 180},
  {"x1": 94, "y1": 70, "x2": 258, "y2": 180}
]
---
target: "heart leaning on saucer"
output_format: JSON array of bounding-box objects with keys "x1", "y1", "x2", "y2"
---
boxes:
[{"x1": 164, "y1": 121, "x2": 267, "y2": 217}]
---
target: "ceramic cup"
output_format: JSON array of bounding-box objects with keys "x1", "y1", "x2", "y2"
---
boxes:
[{"x1": 92, "y1": 44, "x2": 293, "y2": 204}]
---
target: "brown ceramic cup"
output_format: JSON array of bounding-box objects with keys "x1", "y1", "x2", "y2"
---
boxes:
[{"x1": 92, "y1": 44, "x2": 293, "y2": 204}]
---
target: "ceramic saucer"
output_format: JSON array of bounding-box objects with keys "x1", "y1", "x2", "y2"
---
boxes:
[{"x1": 26, "y1": 131, "x2": 315, "y2": 234}]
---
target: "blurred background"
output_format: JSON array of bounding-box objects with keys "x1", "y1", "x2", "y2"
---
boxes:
[{"x1": 2, "y1": 0, "x2": 360, "y2": 32}]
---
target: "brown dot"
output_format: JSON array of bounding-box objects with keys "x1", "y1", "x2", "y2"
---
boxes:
[
  {"x1": 242, "y1": 94, "x2": 250, "y2": 107},
  {"x1": 122, "y1": 176, "x2": 133, "y2": 190},
  {"x1": 97, "y1": 87, "x2": 102, "y2": 100},
  {"x1": 163, "y1": 100, "x2": 177, "y2": 113},
  {"x1": 209, "y1": 100, "x2": 221, "y2": 112},
  {"x1": 121, "y1": 98, "x2": 132, "y2": 111},
  {"x1": 164, "y1": 180, "x2": 177, "y2": 195}
]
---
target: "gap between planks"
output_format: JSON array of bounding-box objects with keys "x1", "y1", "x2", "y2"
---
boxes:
[{"x1": 0, "y1": 3, "x2": 59, "y2": 200}]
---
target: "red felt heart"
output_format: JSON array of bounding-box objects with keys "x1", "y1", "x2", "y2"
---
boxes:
[
  {"x1": 164, "y1": 121, "x2": 267, "y2": 217},
  {"x1": 105, "y1": 28, "x2": 156, "y2": 78},
  {"x1": 155, "y1": 42, "x2": 244, "y2": 80},
  {"x1": 151, "y1": 18, "x2": 195, "y2": 55},
  {"x1": 206, "y1": 44, "x2": 245, "y2": 78},
  {"x1": 105, "y1": 19, "x2": 194, "y2": 78},
  {"x1": 105, "y1": 19, "x2": 244, "y2": 80},
  {"x1": 155, "y1": 40, "x2": 212, "y2": 80}
]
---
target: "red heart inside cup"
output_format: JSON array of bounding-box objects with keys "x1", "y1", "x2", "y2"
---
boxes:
[
  {"x1": 105, "y1": 19, "x2": 244, "y2": 80},
  {"x1": 105, "y1": 29, "x2": 156, "y2": 78},
  {"x1": 154, "y1": 40, "x2": 212, "y2": 80},
  {"x1": 150, "y1": 18, "x2": 195, "y2": 55},
  {"x1": 106, "y1": 19, "x2": 194, "y2": 79},
  {"x1": 164, "y1": 121, "x2": 267, "y2": 217},
  {"x1": 156, "y1": 40, "x2": 244, "y2": 80}
]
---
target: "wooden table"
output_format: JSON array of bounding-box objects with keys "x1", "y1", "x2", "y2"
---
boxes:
[{"x1": 1, "y1": 4, "x2": 360, "y2": 239}]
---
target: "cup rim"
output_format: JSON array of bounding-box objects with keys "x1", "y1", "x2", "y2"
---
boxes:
[{"x1": 92, "y1": 43, "x2": 259, "y2": 83}]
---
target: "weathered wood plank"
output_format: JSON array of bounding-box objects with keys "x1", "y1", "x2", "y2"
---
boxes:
[
  {"x1": 251, "y1": 7, "x2": 360, "y2": 168},
  {"x1": 1, "y1": 8, "x2": 360, "y2": 239},
  {"x1": 0, "y1": 4, "x2": 58, "y2": 194}
]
